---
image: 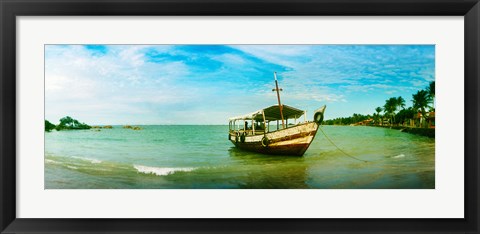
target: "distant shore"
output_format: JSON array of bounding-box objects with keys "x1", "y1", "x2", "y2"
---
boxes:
[{"x1": 374, "y1": 125, "x2": 435, "y2": 138}]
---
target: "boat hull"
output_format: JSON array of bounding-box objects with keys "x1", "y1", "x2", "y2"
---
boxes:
[{"x1": 229, "y1": 122, "x2": 319, "y2": 156}]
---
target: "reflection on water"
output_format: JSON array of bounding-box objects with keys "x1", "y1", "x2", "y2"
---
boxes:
[
  {"x1": 45, "y1": 125, "x2": 435, "y2": 189},
  {"x1": 228, "y1": 147, "x2": 309, "y2": 188}
]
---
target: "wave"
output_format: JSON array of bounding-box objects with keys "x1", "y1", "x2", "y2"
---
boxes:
[
  {"x1": 45, "y1": 159, "x2": 61, "y2": 164},
  {"x1": 133, "y1": 164, "x2": 195, "y2": 176},
  {"x1": 392, "y1": 154, "x2": 405, "y2": 158},
  {"x1": 71, "y1": 156, "x2": 102, "y2": 164}
]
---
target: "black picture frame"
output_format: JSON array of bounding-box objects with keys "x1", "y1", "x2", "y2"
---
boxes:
[{"x1": 1, "y1": 0, "x2": 479, "y2": 233}]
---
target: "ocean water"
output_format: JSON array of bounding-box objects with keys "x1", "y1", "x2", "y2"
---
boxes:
[{"x1": 45, "y1": 125, "x2": 435, "y2": 189}]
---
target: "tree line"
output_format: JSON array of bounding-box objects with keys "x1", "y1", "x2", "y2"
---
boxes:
[
  {"x1": 324, "y1": 81, "x2": 435, "y2": 128},
  {"x1": 45, "y1": 116, "x2": 91, "y2": 132}
]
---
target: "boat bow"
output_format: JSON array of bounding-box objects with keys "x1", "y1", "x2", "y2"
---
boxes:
[{"x1": 314, "y1": 105, "x2": 327, "y2": 124}]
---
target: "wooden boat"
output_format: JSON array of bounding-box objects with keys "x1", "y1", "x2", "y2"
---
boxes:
[{"x1": 228, "y1": 72, "x2": 326, "y2": 156}]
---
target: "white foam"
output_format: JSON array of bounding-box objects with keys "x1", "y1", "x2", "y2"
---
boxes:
[
  {"x1": 71, "y1": 156, "x2": 102, "y2": 164},
  {"x1": 66, "y1": 166, "x2": 78, "y2": 170},
  {"x1": 45, "y1": 159, "x2": 61, "y2": 164},
  {"x1": 133, "y1": 165, "x2": 195, "y2": 176},
  {"x1": 392, "y1": 154, "x2": 406, "y2": 158}
]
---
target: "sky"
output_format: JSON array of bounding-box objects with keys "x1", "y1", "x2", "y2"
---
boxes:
[{"x1": 45, "y1": 45, "x2": 434, "y2": 125}]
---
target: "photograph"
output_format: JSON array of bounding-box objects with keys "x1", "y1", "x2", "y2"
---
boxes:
[
  {"x1": 2, "y1": 0, "x2": 476, "y2": 232},
  {"x1": 45, "y1": 44, "x2": 435, "y2": 189}
]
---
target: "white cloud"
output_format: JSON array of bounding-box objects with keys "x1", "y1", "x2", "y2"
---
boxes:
[
  {"x1": 230, "y1": 45, "x2": 312, "y2": 67},
  {"x1": 116, "y1": 45, "x2": 149, "y2": 67},
  {"x1": 45, "y1": 45, "x2": 192, "y2": 124},
  {"x1": 211, "y1": 53, "x2": 247, "y2": 65}
]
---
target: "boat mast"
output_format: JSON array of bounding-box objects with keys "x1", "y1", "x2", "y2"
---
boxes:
[{"x1": 273, "y1": 72, "x2": 285, "y2": 129}]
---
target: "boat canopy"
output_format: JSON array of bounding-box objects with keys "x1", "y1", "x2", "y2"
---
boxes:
[{"x1": 229, "y1": 104, "x2": 305, "y2": 122}]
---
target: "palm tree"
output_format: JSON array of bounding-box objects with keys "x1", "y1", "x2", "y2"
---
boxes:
[
  {"x1": 412, "y1": 89, "x2": 432, "y2": 128},
  {"x1": 383, "y1": 98, "x2": 397, "y2": 126},
  {"x1": 375, "y1": 107, "x2": 382, "y2": 125},
  {"x1": 397, "y1": 96, "x2": 406, "y2": 110},
  {"x1": 406, "y1": 107, "x2": 416, "y2": 127},
  {"x1": 427, "y1": 81, "x2": 435, "y2": 111},
  {"x1": 427, "y1": 81, "x2": 435, "y2": 98}
]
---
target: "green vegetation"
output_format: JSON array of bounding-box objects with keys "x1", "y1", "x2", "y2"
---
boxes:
[
  {"x1": 56, "y1": 116, "x2": 91, "y2": 130},
  {"x1": 412, "y1": 89, "x2": 432, "y2": 128},
  {"x1": 427, "y1": 80, "x2": 435, "y2": 100},
  {"x1": 324, "y1": 81, "x2": 435, "y2": 129},
  {"x1": 45, "y1": 120, "x2": 56, "y2": 132},
  {"x1": 44, "y1": 116, "x2": 91, "y2": 132},
  {"x1": 324, "y1": 113, "x2": 373, "y2": 126}
]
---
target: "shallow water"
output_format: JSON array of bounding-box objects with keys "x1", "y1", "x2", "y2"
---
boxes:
[{"x1": 45, "y1": 125, "x2": 435, "y2": 189}]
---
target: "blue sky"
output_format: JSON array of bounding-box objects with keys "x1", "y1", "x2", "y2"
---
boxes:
[{"x1": 45, "y1": 45, "x2": 434, "y2": 125}]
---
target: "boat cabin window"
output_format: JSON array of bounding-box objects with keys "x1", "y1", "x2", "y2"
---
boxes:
[{"x1": 255, "y1": 121, "x2": 264, "y2": 130}]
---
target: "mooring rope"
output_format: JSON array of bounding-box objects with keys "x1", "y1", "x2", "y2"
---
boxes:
[{"x1": 318, "y1": 127, "x2": 369, "y2": 163}]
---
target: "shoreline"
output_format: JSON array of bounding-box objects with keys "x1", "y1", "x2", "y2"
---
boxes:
[
  {"x1": 374, "y1": 125, "x2": 435, "y2": 138},
  {"x1": 323, "y1": 124, "x2": 435, "y2": 138}
]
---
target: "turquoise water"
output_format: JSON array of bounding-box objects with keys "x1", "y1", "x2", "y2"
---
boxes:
[{"x1": 45, "y1": 125, "x2": 435, "y2": 189}]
